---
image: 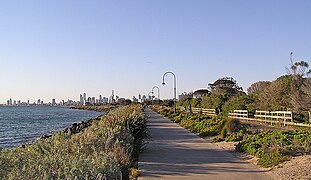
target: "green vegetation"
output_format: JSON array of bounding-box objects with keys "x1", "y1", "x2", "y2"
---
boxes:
[
  {"x1": 152, "y1": 105, "x2": 311, "y2": 167},
  {"x1": 177, "y1": 60, "x2": 311, "y2": 123},
  {"x1": 236, "y1": 130, "x2": 311, "y2": 167},
  {"x1": 151, "y1": 105, "x2": 242, "y2": 139},
  {"x1": 0, "y1": 105, "x2": 146, "y2": 179},
  {"x1": 153, "y1": 61, "x2": 311, "y2": 168}
]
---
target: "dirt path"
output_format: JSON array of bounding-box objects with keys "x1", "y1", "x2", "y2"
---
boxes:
[{"x1": 138, "y1": 109, "x2": 272, "y2": 180}]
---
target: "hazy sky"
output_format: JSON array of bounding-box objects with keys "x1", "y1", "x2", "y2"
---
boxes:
[{"x1": 1, "y1": 0, "x2": 311, "y2": 103}]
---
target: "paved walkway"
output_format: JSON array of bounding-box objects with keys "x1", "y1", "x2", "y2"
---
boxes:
[{"x1": 138, "y1": 109, "x2": 271, "y2": 180}]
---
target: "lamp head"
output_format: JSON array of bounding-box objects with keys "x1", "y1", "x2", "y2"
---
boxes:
[{"x1": 162, "y1": 82, "x2": 165, "y2": 86}]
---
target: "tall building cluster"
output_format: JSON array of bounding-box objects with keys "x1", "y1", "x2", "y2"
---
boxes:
[
  {"x1": 5, "y1": 98, "x2": 79, "y2": 106},
  {"x1": 79, "y1": 93, "x2": 108, "y2": 105},
  {"x1": 1, "y1": 90, "x2": 143, "y2": 106}
]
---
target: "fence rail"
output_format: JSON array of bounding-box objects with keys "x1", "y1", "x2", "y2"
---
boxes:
[
  {"x1": 179, "y1": 106, "x2": 216, "y2": 116},
  {"x1": 229, "y1": 109, "x2": 311, "y2": 128},
  {"x1": 178, "y1": 106, "x2": 310, "y2": 128}
]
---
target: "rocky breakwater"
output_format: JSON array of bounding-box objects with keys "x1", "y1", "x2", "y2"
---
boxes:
[
  {"x1": 40, "y1": 116, "x2": 102, "y2": 140},
  {"x1": 30, "y1": 106, "x2": 114, "y2": 145}
]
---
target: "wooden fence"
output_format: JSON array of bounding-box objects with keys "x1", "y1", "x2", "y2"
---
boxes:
[
  {"x1": 229, "y1": 110, "x2": 311, "y2": 128},
  {"x1": 178, "y1": 106, "x2": 310, "y2": 128},
  {"x1": 179, "y1": 106, "x2": 216, "y2": 116},
  {"x1": 228, "y1": 110, "x2": 248, "y2": 118},
  {"x1": 192, "y1": 108, "x2": 216, "y2": 116}
]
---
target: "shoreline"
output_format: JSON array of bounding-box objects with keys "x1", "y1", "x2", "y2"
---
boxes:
[
  {"x1": 1, "y1": 106, "x2": 112, "y2": 149},
  {"x1": 37, "y1": 106, "x2": 114, "y2": 143}
]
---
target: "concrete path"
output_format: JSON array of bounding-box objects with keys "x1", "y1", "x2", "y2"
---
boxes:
[{"x1": 138, "y1": 109, "x2": 271, "y2": 180}]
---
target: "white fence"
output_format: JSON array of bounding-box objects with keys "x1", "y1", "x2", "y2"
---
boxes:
[
  {"x1": 179, "y1": 106, "x2": 216, "y2": 116},
  {"x1": 229, "y1": 110, "x2": 311, "y2": 128}
]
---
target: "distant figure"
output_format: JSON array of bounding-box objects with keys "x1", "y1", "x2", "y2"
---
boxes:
[{"x1": 188, "y1": 104, "x2": 192, "y2": 113}]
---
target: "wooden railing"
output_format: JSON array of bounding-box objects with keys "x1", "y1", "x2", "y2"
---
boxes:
[
  {"x1": 228, "y1": 110, "x2": 248, "y2": 118},
  {"x1": 229, "y1": 109, "x2": 311, "y2": 128},
  {"x1": 192, "y1": 108, "x2": 216, "y2": 116},
  {"x1": 178, "y1": 106, "x2": 310, "y2": 128},
  {"x1": 179, "y1": 106, "x2": 216, "y2": 116}
]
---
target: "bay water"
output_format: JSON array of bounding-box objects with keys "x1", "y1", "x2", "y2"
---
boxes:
[{"x1": 0, "y1": 106, "x2": 102, "y2": 148}]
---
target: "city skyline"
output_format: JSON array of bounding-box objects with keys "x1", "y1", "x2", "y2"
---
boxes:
[
  {"x1": 1, "y1": 1, "x2": 311, "y2": 103},
  {"x1": 1, "y1": 91, "x2": 153, "y2": 105}
]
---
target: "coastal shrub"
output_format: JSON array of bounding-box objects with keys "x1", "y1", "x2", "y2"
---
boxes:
[
  {"x1": 212, "y1": 137, "x2": 224, "y2": 143},
  {"x1": 152, "y1": 105, "x2": 225, "y2": 137},
  {"x1": 225, "y1": 132, "x2": 245, "y2": 142},
  {"x1": 257, "y1": 151, "x2": 288, "y2": 168},
  {"x1": 225, "y1": 118, "x2": 241, "y2": 134},
  {"x1": 0, "y1": 105, "x2": 146, "y2": 179},
  {"x1": 236, "y1": 130, "x2": 311, "y2": 167}
]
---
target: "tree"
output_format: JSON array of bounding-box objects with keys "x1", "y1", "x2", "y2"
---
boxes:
[
  {"x1": 252, "y1": 75, "x2": 291, "y2": 111},
  {"x1": 222, "y1": 95, "x2": 255, "y2": 115},
  {"x1": 193, "y1": 89, "x2": 210, "y2": 98},
  {"x1": 201, "y1": 93, "x2": 229, "y2": 113},
  {"x1": 208, "y1": 77, "x2": 245, "y2": 96},
  {"x1": 247, "y1": 81, "x2": 271, "y2": 94},
  {"x1": 287, "y1": 58, "x2": 311, "y2": 112}
]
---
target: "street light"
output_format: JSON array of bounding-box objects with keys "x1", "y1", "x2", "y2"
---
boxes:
[
  {"x1": 162, "y1": 71, "x2": 177, "y2": 113},
  {"x1": 152, "y1": 86, "x2": 160, "y2": 101}
]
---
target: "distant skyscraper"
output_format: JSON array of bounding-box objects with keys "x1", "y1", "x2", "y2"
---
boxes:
[
  {"x1": 83, "y1": 93, "x2": 87, "y2": 103},
  {"x1": 80, "y1": 94, "x2": 84, "y2": 104},
  {"x1": 109, "y1": 90, "x2": 115, "y2": 103},
  {"x1": 52, "y1": 99, "x2": 56, "y2": 106},
  {"x1": 37, "y1": 99, "x2": 41, "y2": 105}
]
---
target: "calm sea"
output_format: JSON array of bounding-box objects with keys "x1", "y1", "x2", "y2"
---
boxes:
[{"x1": 0, "y1": 106, "x2": 102, "y2": 148}]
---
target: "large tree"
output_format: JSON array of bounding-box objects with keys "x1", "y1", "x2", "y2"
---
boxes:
[
  {"x1": 193, "y1": 89, "x2": 210, "y2": 98},
  {"x1": 247, "y1": 81, "x2": 271, "y2": 94},
  {"x1": 287, "y1": 59, "x2": 311, "y2": 112},
  {"x1": 208, "y1": 77, "x2": 245, "y2": 96}
]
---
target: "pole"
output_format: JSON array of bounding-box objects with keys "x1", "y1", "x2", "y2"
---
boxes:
[
  {"x1": 152, "y1": 86, "x2": 160, "y2": 103},
  {"x1": 162, "y1": 72, "x2": 177, "y2": 113}
]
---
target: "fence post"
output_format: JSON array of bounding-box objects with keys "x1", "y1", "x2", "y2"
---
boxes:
[{"x1": 309, "y1": 111, "x2": 311, "y2": 123}]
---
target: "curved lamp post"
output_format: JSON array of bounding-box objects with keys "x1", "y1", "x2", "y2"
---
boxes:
[
  {"x1": 152, "y1": 86, "x2": 160, "y2": 100},
  {"x1": 162, "y1": 71, "x2": 177, "y2": 113}
]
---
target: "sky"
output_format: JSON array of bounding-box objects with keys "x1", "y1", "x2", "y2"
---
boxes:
[{"x1": 0, "y1": 0, "x2": 311, "y2": 103}]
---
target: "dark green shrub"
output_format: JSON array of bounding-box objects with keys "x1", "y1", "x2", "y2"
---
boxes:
[
  {"x1": 225, "y1": 132, "x2": 244, "y2": 142},
  {"x1": 220, "y1": 128, "x2": 227, "y2": 138},
  {"x1": 257, "y1": 151, "x2": 287, "y2": 167},
  {"x1": 212, "y1": 137, "x2": 224, "y2": 143},
  {"x1": 225, "y1": 118, "x2": 241, "y2": 134}
]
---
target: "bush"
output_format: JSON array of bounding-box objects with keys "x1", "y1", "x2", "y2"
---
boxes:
[
  {"x1": 0, "y1": 105, "x2": 146, "y2": 179},
  {"x1": 212, "y1": 137, "x2": 224, "y2": 143},
  {"x1": 236, "y1": 130, "x2": 311, "y2": 167},
  {"x1": 225, "y1": 132, "x2": 245, "y2": 142},
  {"x1": 257, "y1": 151, "x2": 288, "y2": 168}
]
